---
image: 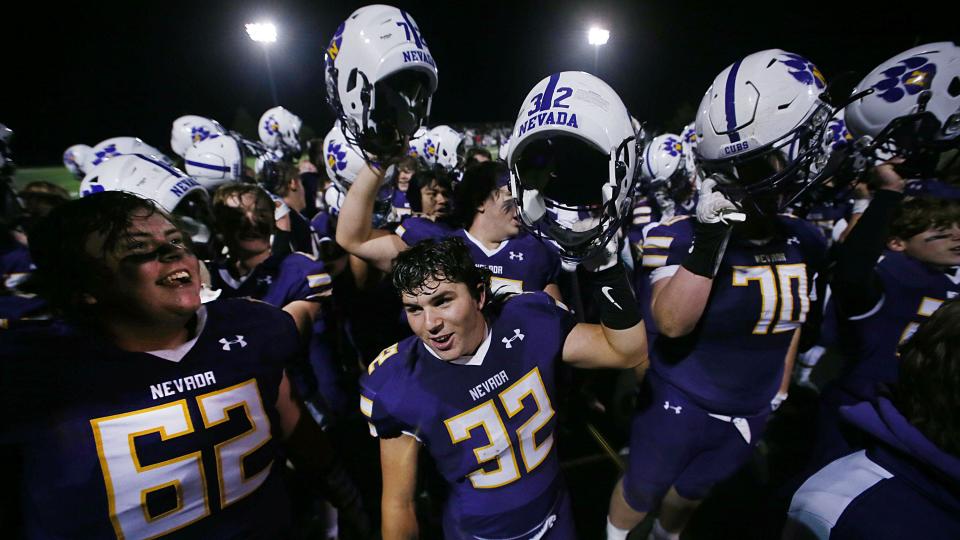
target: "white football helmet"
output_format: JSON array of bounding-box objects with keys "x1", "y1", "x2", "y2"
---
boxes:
[
  {"x1": 170, "y1": 115, "x2": 225, "y2": 159},
  {"x1": 85, "y1": 137, "x2": 174, "y2": 171},
  {"x1": 258, "y1": 106, "x2": 303, "y2": 158},
  {"x1": 184, "y1": 134, "x2": 247, "y2": 190},
  {"x1": 407, "y1": 126, "x2": 428, "y2": 160},
  {"x1": 844, "y1": 42, "x2": 960, "y2": 166},
  {"x1": 63, "y1": 144, "x2": 92, "y2": 180},
  {"x1": 323, "y1": 184, "x2": 344, "y2": 216},
  {"x1": 324, "y1": 5, "x2": 438, "y2": 157},
  {"x1": 80, "y1": 154, "x2": 207, "y2": 214},
  {"x1": 421, "y1": 125, "x2": 464, "y2": 171},
  {"x1": 695, "y1": 49, "x2": 833, "y2": 210},
  {"x1": 506, "y1": 71, "x2": 641, "y2": 262},
  {"x1": 323, "y1": 122, "x2": 367, "y2": 194},
  {"x1": 642, "y1": 133, "x2": 694, "y2": 199}
]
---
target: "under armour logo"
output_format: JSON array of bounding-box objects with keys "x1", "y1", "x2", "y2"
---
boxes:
[
  {"x1": 509, "y1": 251, "x2": 524, "y2": 261},
  {"x1": 663, "y1": 401, "x2": 682, "y2": 415},
  {"x1": 502, "y1": 328, "x2": 525, "y2": 348},
  {"x1": 257, "y1": 275, "x2": 273, "y2": 286},
  {"x1": 219, "y1": 335, "x2": 247, "y2": 351},
  {"x1": 787, "y1": 236, "x2": 800, "y2": 245}
]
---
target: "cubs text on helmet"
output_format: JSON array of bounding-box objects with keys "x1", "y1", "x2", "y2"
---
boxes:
[
  {"x1": 506, "y1": 71, "x2": 641, "y2": 262},
  {"x1": 171, "y1": 115, "x2": 225, "y2": 159},
  {"x1": 80, "y1": 154, "x2": 216, "y2": 254},
  {"x1": 63, "y1": 144, "x2": 92, "y2": 180},
  {"x1": 695, "y1": 49, "x2": 833, "y2": 211},
  {"x1": 324, "y1": 5, "x2": 438, "y2": 158},
  {"x1": 642, "y1": 133, "x2": 694, "y2": 200},
  {"x1": 844, "y1": 42, "x2": 960, "y2": 178},
  {"x1": 421, "y1": 125, "x2": 465, "y2": 171},
  {"x1": 84, "y1": 136, "x2": 174, "y2": 172},
  {"x1": 258, "y1": 106, "x2": 303, "y2": 159}
]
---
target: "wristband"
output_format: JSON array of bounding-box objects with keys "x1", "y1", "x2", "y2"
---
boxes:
[
  {"x1": 588, "y1": 263, "x2": 642, "y2": 330},
  {"x1": 851, "y1": 198, "x2": 870, "y2": 215},
  {"x1": 681, "y1": 220, "x2": 732, "y2": 278}
]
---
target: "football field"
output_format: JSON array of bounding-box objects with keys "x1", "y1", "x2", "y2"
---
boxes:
[{"x1": 11, "y1": 166, "x2": 79, "y2": 197}]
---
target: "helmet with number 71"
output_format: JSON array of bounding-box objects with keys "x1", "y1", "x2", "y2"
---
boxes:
[
  {"x1": 324, "y1": 5, "x2": 438, "y2": 158},
  {"x1": 844, "y1": 42, "x2": 960, "y2": 167},
  {"x1": 695, "y1": 49, "x2": 833, "y2": 211},
  {"x1": 506, "y1": 71, "x2": 641, "y2": 262}
]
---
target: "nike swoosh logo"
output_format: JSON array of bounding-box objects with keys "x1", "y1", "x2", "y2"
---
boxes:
[{"x1": 601, "y1": 286, "x2": 622, "y2": 310}]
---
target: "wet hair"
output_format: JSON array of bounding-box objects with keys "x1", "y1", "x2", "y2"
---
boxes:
[
  {"x1": 889, "y1": 197, "x2": 960, "y2": 240},
  {"x1": 407, "y1": 168, "x2": 453, "y2": 213},
  {"x1": 452, "y1": 161, "x2": 509, "y2": 228},
  {"x1": 391, "y1": 237, "x2": 489, "y2": 302},
  {"x1": 212, "y1": 183, "x2": 275, "y2": 244},
  {"x1": 27, "y1": 191, "x2": 167, "y2": 317},
  {"x1": 895, "y1": 298, "x2": 960, "y2": 456}
]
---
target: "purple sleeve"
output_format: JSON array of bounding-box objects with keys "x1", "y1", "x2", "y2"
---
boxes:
[
  {"x1": 359, "y1": 342, "x2": 415, "y2": 439},
  {"x1": 265, "y1": 253, "x2": 332, "y2": 306},
  {"x1": 639, "y1": 216, "x2": 694, "y2": 272}
]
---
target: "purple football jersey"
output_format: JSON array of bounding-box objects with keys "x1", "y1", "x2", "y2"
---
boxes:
[
  {"x1": 395, "y1": 215, "x2": 456, "y2": 245},
  {"x1": 359, "y1": 292, "x2": 576, "y2": 538},
  {"x1": 1, "y1": 239, "x2": 33, "y2": 293},
  {"x1": 454, "y1": 230, "x2": 561, "y2": 295},
  {"x1": 640, "y1": 215, "x2": 827, "y2": 414},
  {"x1": 842, "y1": 252, "x2": 960, "y2": 396},
  {"x1": 209, "y1": 251, "x2": 331, "y2": 307},
  {"x1": 0, "y1": 299, "x2": 298, "y2": 539}
]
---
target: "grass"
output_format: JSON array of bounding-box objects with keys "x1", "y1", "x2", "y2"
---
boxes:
[{"x1": 12, "y1": 166, "x2": 80, "y2": 198}]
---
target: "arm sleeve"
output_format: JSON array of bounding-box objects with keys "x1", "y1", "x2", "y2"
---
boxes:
[
  {"x1": 359, "y1": 344, "x2": 414, "y2": 439},
  {"x1": 832, "y1": 190, "x2": 904, "y2": 318}
]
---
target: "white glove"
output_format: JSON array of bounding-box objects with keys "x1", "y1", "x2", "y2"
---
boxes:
[
  {"x1": 770, "y1": 391, "x2": 788, "y2": 412},
  {"x1": 696, "y1": 178, "x2": 745, "y2": 225}
]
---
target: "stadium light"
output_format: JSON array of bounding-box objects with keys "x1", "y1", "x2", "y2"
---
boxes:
[
  {"x1": 246, "y1": 22, "x2": 279, "y2": 105},
  {"x1": 245, "y1": 22, "x2": 277, "y2": 44},
  {"x1": 588, "y1": 27, "x2": 609, "y2": 46}
]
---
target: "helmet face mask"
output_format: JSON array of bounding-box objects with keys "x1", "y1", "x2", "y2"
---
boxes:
[{"x1": 844, "y1": 42, "x2": 960, "y2": 177}]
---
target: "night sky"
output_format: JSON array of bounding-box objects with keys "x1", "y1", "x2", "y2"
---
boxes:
[{"x1": 4, "y1": 0, "x2": 957, "y2": 166}]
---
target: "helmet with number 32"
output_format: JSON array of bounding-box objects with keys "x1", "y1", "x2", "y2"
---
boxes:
[{"x1": 506, "y1": 71, "x2": 641, "y2": 262}]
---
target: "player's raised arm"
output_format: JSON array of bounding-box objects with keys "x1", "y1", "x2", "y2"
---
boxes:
[
  {"x1": 650, "y1": 178, "x2": 740, "y2": 338},
  {"x1": 335, "y1": 163, "x2": 408, "y2": 273},
  {"x1": 561, "y1": 241, "x2": 648, "y2": 371}
]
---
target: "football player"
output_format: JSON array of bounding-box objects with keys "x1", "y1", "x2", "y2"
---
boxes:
[
  {"x1": 0, "y1": 191, "x2": 368, "y2": 538},
  {"x1": 361, "y1": 236, "x2": 646, "y2": 539},
  {"x1": 812, "y1": 42, "x2": 960, "y2": 465},
  {"x1": 784, "y1": 298, "x2": 960, "y2": 539},
  {"x1": 607, "y1": 49, "x2": 831, "y2": 540},
  {"x1": 337, "y1": 160, "x2": 562, "y2": 300}
]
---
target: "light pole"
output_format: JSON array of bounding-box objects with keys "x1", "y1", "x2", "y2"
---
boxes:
[
  {"x1": 246, "y1": 22, "x2": 279, "y2": 105},
  {"x1": 588, "y1": 26, "x2": 609, "y2": 75}
]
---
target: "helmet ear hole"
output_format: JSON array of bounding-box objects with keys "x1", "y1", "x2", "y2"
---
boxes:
[
  {"x1": 347, "y1": 68, "x2": 359, "y2": 92},
  {"x1": 948, "y1": 77, "x2": 960, "y2": 98}
]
